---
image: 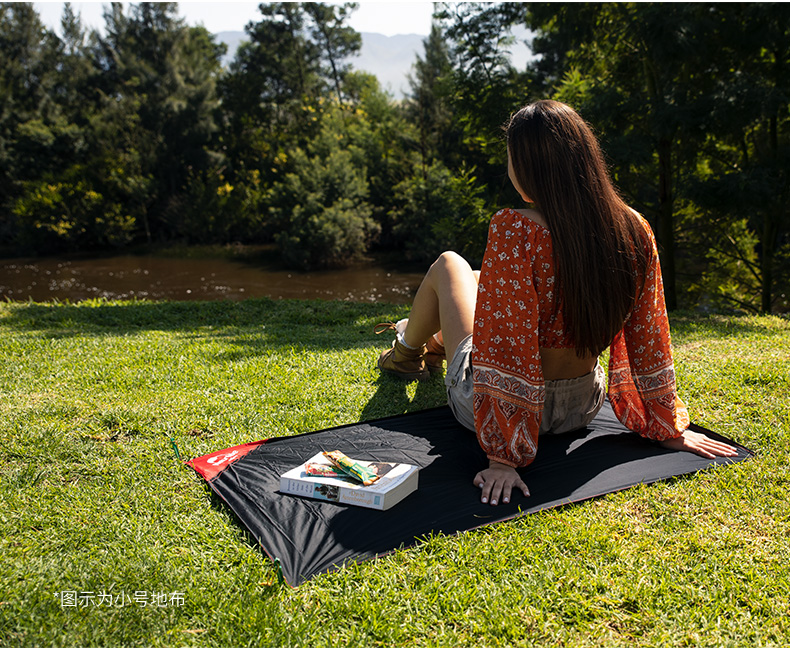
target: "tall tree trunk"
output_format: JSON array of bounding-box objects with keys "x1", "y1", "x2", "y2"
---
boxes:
[
  {"x1": 760, "y1": 111, "x2": 780, "y2": 313},
  {"x1": 642, "y1": 54, "x2": 678, "y2": 310},
  {"x1": 760, "y1": 219, "x2": 776, "y2": 313},
  {"x1": 657, "y1": 136, "x2": 677, "y2": 310}
]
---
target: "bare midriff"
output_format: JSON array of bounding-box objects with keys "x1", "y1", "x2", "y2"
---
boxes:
[{"x1": 539, "y1": 347, "x2": 598, "y2": 381}]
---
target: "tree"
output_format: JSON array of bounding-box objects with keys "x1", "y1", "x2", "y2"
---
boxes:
[
  {"x1": 0, "y1": 3, "x2": 60, "y2": 217},
  {"x1": 685, "y1": 3, "x2": 790, "y2": 313},
  {"x1": 303, "y1": 3, "x2": 361, "y2": 106},
  {"x1": 527, "y1": 3, "x2": 733, "y2": 310},
  {"x1": 0, "y1": 2, "x2": 106, "y2": 251},
  {"x1": 341, "y1": 70, "x2": 414, "y2": 248},
  {"x1": 435, "y1": 2, "x2": 530, "y2": 205},
  {"x1": 388, "y1": 161, "x2": 488, "y2": 263},
  {"x1": 528, "y1": 2, "x2": 790, "y2": 313},
  {"x1": 90, "y1": 2, "x2": 225, "y2": 241},
  {"x1": 54, "y1": 3, "x2": 95, "y2": 124},
  {"x1": 405, "y1": 21, "x2": 458, "y2": 176},
  {"x1": 221, "y1": 2, "x2": 332, "y2": 138},
  {"x1": 218, "y1": 2, "x2": 366, "y2": 255},
  {"x1": 269, "y1": 105, "x2": 379, "y2": 270}
]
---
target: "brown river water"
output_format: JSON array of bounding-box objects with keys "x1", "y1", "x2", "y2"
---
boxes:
[{"x1": 0, "y1": 254, "x2": 427, "y2": 304}]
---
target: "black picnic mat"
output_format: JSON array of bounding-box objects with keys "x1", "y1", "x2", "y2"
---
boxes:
[{"x1": 187, "y1": 401, "x2": 752, "y2": 586}]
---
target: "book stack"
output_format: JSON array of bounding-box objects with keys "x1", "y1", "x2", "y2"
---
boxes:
[{"x1": 279, "y1": 452, "x2": 419, "y2": 511}]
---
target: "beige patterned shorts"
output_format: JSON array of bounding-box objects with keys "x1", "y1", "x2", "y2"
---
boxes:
[{"x1": 445, "y1": 333, "x2": 606, "y2": 435}]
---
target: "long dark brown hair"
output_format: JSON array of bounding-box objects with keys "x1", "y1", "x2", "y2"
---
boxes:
[{"x1": 506, "y1": 100, "x2": 652, "y2": 357}]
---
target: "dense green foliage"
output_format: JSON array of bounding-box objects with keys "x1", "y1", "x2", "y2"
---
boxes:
[
  {"x1": 1, "y1": 2, "x2": 788, "y2": 311},
  {"x1": 1, "y1": 298, "x2": 788, "y2": 646}
]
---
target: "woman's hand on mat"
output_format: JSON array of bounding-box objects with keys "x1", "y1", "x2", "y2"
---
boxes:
[
  {"x1": 659, "y1": 429, "x2": 740, "y2": 459},
  {"x1": 474, "y1": 461, "x2": 530, "y2": 506}
]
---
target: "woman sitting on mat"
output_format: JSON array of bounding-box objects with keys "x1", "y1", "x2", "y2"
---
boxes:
[{"x1": 376, "y1": 100, "x2": 738, "y2": 506}]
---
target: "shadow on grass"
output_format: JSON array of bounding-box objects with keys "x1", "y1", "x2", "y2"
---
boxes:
[
  {"x1": 5, "y1": 300, "x2": 785, "y2": 341},
  {"x1": 195, "y1": 371, "x2": 448, "y2": 578},
  {"x1": 0, "y1": 297, "x2": 410, "y2": 352},
  {"x1": 360, "y1": 373, "x2": 447, "y2": 421}
]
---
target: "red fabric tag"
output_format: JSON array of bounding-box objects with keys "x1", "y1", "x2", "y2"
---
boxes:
[{"x1": 187, "y1": 440, "x2": 267, "y2": 482}]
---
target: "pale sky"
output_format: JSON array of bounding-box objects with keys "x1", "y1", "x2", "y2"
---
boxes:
[{"x1": 34, "y1": 1, "x2": 437, "y2": 37}]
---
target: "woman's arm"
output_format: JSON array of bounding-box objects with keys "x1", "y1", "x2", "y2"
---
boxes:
[
  {"x1": 608, "y1": 220, "x2": 737, "y2": 459},
  {"x1": 471, "y1": 209, "x2": 546, "y2": 502},
  {"x1": 472, "y1": 209, "x2": 545, "y2": 469},
  {"x1": 608, "y1": 222, "x2": 690, "y2": 441}
]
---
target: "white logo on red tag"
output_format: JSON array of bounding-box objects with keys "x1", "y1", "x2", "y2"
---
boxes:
[{"x1": 206, "y1": 450, "x2": 239, "y2": 466}]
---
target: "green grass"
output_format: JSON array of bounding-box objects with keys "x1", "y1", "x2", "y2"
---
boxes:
[{"x1": 1, "y1": 298, "x2": 788, "y2": 647}]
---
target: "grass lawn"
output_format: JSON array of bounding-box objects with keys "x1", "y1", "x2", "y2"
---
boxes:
[{"x1": 1, "y1": 297, "x2": 788, "y2": 647}]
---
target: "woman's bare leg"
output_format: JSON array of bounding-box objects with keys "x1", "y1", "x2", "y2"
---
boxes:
[{"x1": 401, "y1": 252, "x2": 478, "y2": 363}]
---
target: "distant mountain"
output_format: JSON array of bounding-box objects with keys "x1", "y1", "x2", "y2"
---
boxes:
[
  {"x1": 214, "y1": 30, "x2": 249, "y2": 65},
  {"x1": 354, "y1": 32, "x2": 425, "y2": 98},
  {"x1": 213, "y1": 29, "x2": 533, "y2": 100},
  {"x1": 214, "y1": 30, "x2": 425, "y2": 99}
]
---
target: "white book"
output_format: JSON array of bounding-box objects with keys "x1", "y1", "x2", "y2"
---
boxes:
[{"x1": 279, "y1": 452, "x2": 419, "y2": 511}]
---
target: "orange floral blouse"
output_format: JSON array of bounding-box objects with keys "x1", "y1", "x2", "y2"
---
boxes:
[{"x1": 472, "y1": 207, "x2": 690, "y2": 468}]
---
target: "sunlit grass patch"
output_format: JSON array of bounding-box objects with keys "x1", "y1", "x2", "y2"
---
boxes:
[{"x1": 0, "y1": 299, "x2": 788, "y2": 646}]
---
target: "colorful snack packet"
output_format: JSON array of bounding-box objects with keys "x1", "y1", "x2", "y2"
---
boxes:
[
  {"x1": 304, "y1": 462, "x2": 346, "y2": 478},
  {"x1": 322, "y1": 450, "x2": 380, "y2": 485}
]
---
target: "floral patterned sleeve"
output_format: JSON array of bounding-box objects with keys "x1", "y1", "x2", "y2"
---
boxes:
[
  {"x1": 472, "y1": 209, "x2": 545, "y2": 468},
  {"x1": 608, "y1": 219, "x2": 690, "y2": 440}
]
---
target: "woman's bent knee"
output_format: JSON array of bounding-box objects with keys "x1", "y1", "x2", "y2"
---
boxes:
[{"x1": 431, "y1": 251, "x2": 470, "y2": 274}]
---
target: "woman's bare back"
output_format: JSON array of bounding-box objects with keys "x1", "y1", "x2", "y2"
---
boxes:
[{"x1": 539, "y1": 347, "x2": 597, "y2": 381}]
